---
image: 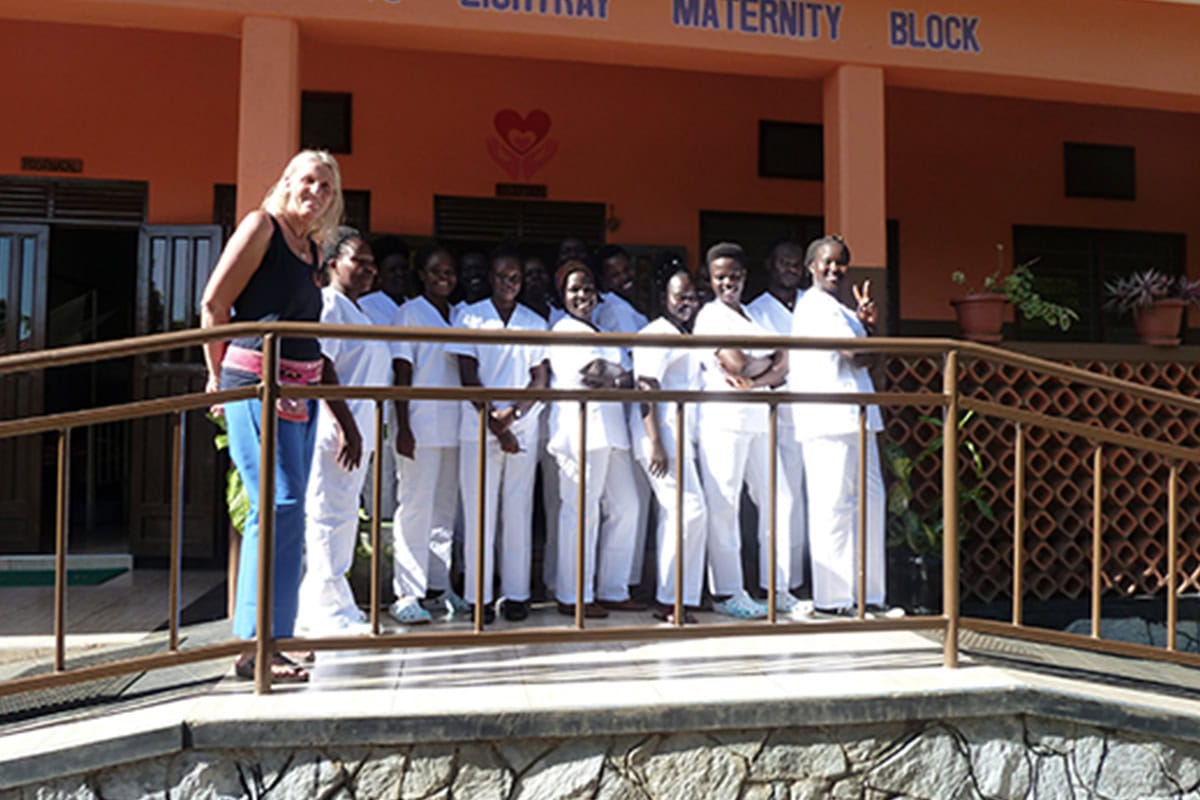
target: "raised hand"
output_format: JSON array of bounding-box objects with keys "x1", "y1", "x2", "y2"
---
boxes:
[{"x1": 852, "y1": 279, "x2": 877, "y2": 330}]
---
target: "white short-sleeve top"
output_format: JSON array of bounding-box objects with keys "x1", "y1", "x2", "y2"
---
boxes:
[
  {"x1": 446, "y1": 298, "x2": 548, "y2": 442},
  {"x1": 390, "y1": 295, "x2": 461, "y2": 449},
  {"x1": 789, "y1": 287, "x2": 883, "y2": 439},
  {"x1": 631, "y1": 316, "x2": 702, "y2": 453},
  {"x1": 547, "y1": 315, "x2": 631, "y2": 457},
  {"x1": 315, "y1": 287, "x2": 393, "y2": 450},
  {"x1": 746, "y1": 290, "x2": 802, "y2": 430},
  {"x1": 357, "y1": 291, "x2": 403, "y2": 327},
  {"x1": 692, "y1": 299, "x2": 777, "y2": 434}
]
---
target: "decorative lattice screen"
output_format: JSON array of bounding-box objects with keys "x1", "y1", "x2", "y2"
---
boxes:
[{"x1": 883, "y1": 356, "x2": 1200, "y2": 604}]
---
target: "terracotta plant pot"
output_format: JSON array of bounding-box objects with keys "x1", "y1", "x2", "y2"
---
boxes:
[
  {"x1": 951, "y1": 293, "x2": 1007, "y2": 343},
  {"x1": 1134, "y1": 298, "x2": 1186, "y2": 346}
]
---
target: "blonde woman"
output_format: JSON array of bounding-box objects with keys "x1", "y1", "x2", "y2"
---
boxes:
[{"x1": 201, "y1": 150, "x2": 362, "y2": 682}]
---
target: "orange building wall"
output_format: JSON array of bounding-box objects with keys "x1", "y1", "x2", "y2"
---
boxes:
[
  {"x1": 5, "y1": 21, "x2": 1200, "y2": 326},
  {"x1": 300, "y1": 42, "x2": 825, "y2": 256},
  {"x1": 887, "y1": 88, "x2": 1200, "y2": 321},
  {"x1": 0, "y1": 21, "x2": 238, "y2": 224}
]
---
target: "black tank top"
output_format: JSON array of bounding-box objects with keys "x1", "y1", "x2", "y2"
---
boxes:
[{"x1": 220, "y1": 215, "x2": 322, "y2": 389}]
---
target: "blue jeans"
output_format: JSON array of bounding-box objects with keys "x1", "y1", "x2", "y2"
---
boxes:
[{"x1": 226, "y1": 398, "x2": 316, "y2": 639}]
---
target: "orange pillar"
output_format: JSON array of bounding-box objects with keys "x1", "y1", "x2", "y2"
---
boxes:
[
  {"x1": 236, "y1": 16, "x2": 300, "y2": 222},
  {"x1": 823, "y1": 65, "x2": 889, "y2": 327}
]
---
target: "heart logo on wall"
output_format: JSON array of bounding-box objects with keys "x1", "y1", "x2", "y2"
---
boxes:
[
  {"x1": 487, "y1": 109, "x2": 559, "y2": 180},
  {"x1": 494, "y1": 109, "x2": 551, "y2": 154}
]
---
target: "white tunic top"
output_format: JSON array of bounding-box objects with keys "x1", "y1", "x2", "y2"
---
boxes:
[
  {"x1": 316, "y1": 287, "x2": 393, "y2": 450},
  {"x1": 594, "y1": 292, "x2": 649, "y2": 335},
  {"x1": 789, "y1": 288, "x2": 884, "y2": 438},
  {"x1": 746, "y1": 290, "x2": 803, "y2": 430},
  {"x1": 692, "y1": 299, "x2": 777, "y2": 434},
  {"x1": 446, "y1": 298, "x2": 548, "y2": 442},
  {"x1": 390, "y1": 295, "x2": 461, "y2": 449},
  {"x1": 547, "y1": 315, "x2": 631, "y2": 457},
  {"x1": 631, "y1": 316, "x2": 702, "y2": 456},
  {"x1": 358, "y1": 291, "x2": 403, "y2": 327}
]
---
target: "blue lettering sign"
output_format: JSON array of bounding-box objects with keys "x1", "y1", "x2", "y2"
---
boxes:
[
  {"x1": 825, "y1": 3, "x2": 841, "y2": 40},
  {"x1": 670, "y1": 0, "x2": 843, "y2": 41},
  {"x1": 674, "y1": 0, "x2": 700, "y2": 26},
  {"x1": 457, "y1": 0, "x2": 607, "y2": 19},
  {"x1": 740, "y1": 0, "x2": 758, "y2": 33},
  {"x1": 890, "y1": 10, "x2": 980, "y2": 52},
  {"x1": 760, "y1": 0, "x2": 778, "y2": 34}
]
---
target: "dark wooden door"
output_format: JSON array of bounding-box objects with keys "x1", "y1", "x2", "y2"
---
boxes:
[
  {"x1": 0, "y1": 225, "x2": 49, "y2": 552},
  {"x1": 128, "y1": 225, "x2": 225, "y2": 559}
]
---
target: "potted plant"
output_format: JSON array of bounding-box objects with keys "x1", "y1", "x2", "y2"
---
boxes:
[
  {"x1": 882, "y1": 411, "x2": 995, "y2": 614},
  {"x1": 951, "y1": 248, "x2": 1079, "y2": 342},
  {"x1": 1103, "y1": 268, "x2": 1200, "y2": 346}
]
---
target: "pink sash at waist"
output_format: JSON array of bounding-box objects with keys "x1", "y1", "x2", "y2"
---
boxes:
[{"x1": 222, "y1": 345, "x2": 323, "y2": 423}]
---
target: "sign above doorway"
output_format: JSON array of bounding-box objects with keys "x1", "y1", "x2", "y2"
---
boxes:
[{"x1": 20, "y1": 157, "x2": 83, "y2": 174}]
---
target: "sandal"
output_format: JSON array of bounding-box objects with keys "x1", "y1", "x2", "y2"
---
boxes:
[
  {"x1": 234, "y1": 654, "x2": 310, "y2": 684},
  {"x1": 653, "y1": 606, "x2": 697, "y2": 625}
]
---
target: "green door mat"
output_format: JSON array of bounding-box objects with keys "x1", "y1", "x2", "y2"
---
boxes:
[{"x1": 0, "y1": 568, "x2": 128, "y2": 587}]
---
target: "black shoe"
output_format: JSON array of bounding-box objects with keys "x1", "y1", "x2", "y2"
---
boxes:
[
  {"x1": 472, "y1": 604, "x2": 496, "y2": 625},
  {"x1": 502, "y1": 599, "x2": 529, "y2": 622},
  {"x1": 813, "y1": 605, "x2": 857, "y2": 618}
]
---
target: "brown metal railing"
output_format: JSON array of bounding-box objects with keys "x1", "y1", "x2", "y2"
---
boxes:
[{"x1": 1, "y1": 322, "x2": 1198, "y2": 697}]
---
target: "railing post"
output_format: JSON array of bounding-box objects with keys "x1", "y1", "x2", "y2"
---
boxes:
[
  {"x1": 370, "y1": 400, "x2": 384, "y2": 635},
  {"x1": 168, "y1": 411, "x2": 186, "y2": 652},
  {"x1": 1167, "y1": 462, "x2": 1179, "y2": 651},
  {"x1": 1012, "y1": 422, "x2": 1025, "y2": 627},
  {"x1": 474, "y1": 404, "x2": 487, "y2": 634},
  {"x1": 255, "y1": 332, "x2": 279, "y2": 694},
  {"x1": 767, "y1": 401, "x2": 778, "y2": 624},
  {"x1": 54, "y1": 428, "x2": 71, "y2": 672},
  {"x1": 673, "y1": 401, "x2": 685, "y2": 627},
  {"x1": 857, "y1": 404, "x2": 868, "y2": 621},
  {"x1": 1091, "y1": 445, "x2": 1103, "y2": 639},
  {"x1": 942, "y1": 350, "x2": 960, "y2": 668},
  {"x1": 575, "y1": 400, "x2": 588, "y2": 629}
]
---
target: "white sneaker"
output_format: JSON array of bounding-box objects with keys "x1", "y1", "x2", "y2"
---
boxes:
[
  {"x1": 866, "y1": 604, "x2": 907, "y2": 619},
  {"x1": 774, "y1": 593, "x2": 814, "y2": 619},
  {"x1": 299, "y1": 615, "x2": 371, "y2": 636},
  {"x1": 389, "y1": 596, "x2": 433, "y2": 625},
  {"x1": 713, "y1": 590, "x2": 768, "y2": 620}
]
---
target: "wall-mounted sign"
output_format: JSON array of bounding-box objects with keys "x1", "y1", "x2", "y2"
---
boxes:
[
  {"x1": 487, "y1": 109, "x2": 559, "y2": 180},
  {"x1": 889, "y1": 11, "x2": 980, "y2": 52},
  {"x1": 496, "y1": 183, "x2": 548, "y2": 198},
  {"x1": 459, "y1": 0, "x2": 609, "y2": 20},
  {"x1": 673, "y1": 0, "x2": 843, "y2": 40},
  {"x1": 21, "y1": 156, "x2": 83, "y2": 174}
]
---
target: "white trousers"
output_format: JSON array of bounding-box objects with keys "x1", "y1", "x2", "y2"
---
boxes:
[
  {"x1": 639, "y1": 429, "x2": 707, "y2": 607},
  {"x1": 299, "y1": 443, "x2": 371, "y2": 630},
  {"x1": 459, "y1": 438, "x2": 538, "y2": 604},
  {"x1": 361, "y1": 431, "x2": 397, "y2": 521},
  {"x1": 555, "y1": 447, "x2": 639, "y2": 605},
  {"x1": 392, "y1": 445, "x2": 457, "y2": 599},
  {"x1": 700, "y1": 430, "x2": 797, "y2": 596},
  {"x1": 540, "y1": 442, "x2": 560, "y2": 590},
  {"x1": 627, "y1": 459, "x2": 654, "y2": 586},
  {"x1": 775, "y1": 433, "x2": 808, "y2": 586},
  {"x1": 802, "y1": 433, "x2": 886, "y2": 609}
]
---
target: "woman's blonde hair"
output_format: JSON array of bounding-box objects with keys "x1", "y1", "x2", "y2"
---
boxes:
[{"x1": 261, "y1": 150, "x2": 345, "y2": 245}]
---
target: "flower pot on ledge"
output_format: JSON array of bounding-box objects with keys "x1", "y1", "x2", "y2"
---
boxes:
[
  {"x1": 951, "y1": 293, "x2": 1006, "y2": 343},
  {"x1": 1134, "y1": 298, "x2": 1186, "y2": 346}
]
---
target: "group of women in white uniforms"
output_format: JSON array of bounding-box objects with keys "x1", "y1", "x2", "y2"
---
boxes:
[{"x1": 295, "y1": 231, "x2": 893, "y2": 633}]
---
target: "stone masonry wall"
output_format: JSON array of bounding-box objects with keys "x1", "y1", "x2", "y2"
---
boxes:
[{"x1": 6, "y1": 714, "x2": 1200, "y2": 800}]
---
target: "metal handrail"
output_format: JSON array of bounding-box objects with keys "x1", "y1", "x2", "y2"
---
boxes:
[{"x1": 0, "y1": 322, "x2": 1196, "y2": 698}]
